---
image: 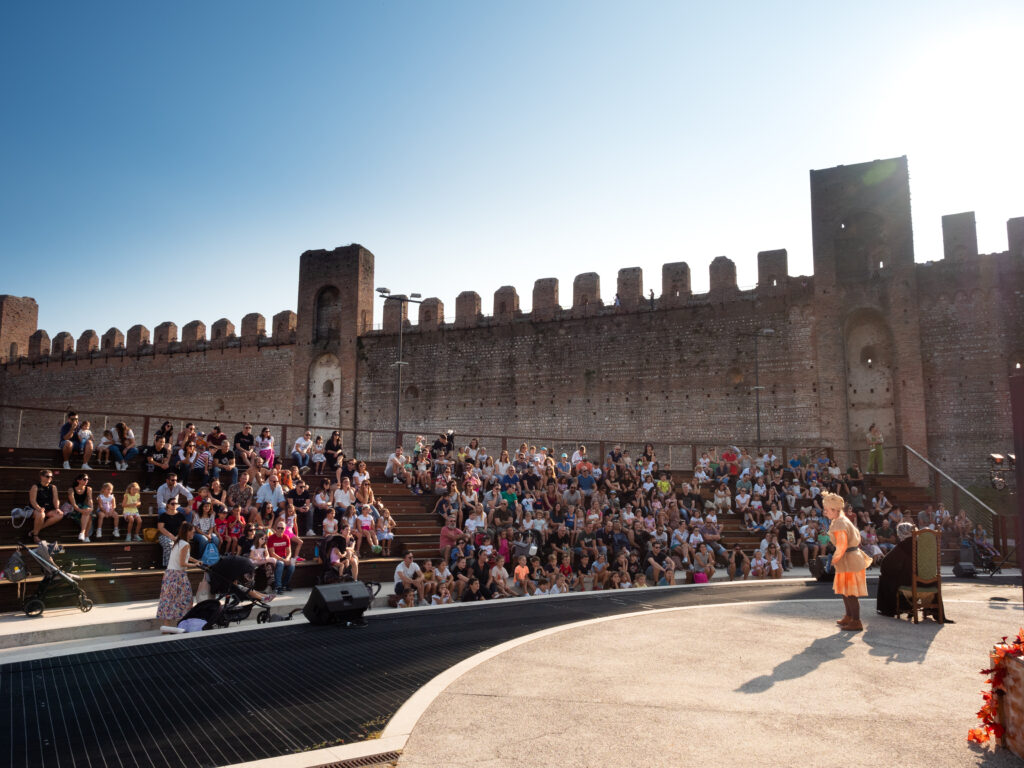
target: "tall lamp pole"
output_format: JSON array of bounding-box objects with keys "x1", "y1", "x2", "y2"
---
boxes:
[
  {"x1": 377, "y1": 288, "x2": 422, "y2": 450},
  {"x1": 751, "y1": 327, "x2": 775, "y2": 450}
]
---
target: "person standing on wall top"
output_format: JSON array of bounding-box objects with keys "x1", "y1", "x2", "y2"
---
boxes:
[{"x1": 867, "y1": 423, "x2": 884, "y2": 474}]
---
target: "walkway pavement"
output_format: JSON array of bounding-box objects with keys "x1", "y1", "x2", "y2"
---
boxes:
[{"x1": 396, "y1": 581, "x2": 1024, "y2": 768}]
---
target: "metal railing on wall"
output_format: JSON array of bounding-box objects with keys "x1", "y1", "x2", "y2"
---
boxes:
[
  {"x1": 2, "y1": 402, "x2": 836, "y2": 471},
  {"x1": 903, "y1": 444, "x2": 1000, "y2": 539}
]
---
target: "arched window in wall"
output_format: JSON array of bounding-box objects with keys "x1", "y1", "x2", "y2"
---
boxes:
[{"x1": 315, "y1": 287, "x2": 341, "y2": 342}]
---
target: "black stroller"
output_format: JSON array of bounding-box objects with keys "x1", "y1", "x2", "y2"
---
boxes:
[
  {"x1": 4, "y1": 541, "x2": 94, "y2": 616},
  {"x1": 180, "y1": 555, "x2": 299, "y2": 630},
  {"x1": 320, "y1": 535, "x2": 382, "y2": 599}
]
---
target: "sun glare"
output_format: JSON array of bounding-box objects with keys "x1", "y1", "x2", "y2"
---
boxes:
[{"x1": 881, "y1": 23, "x2": 1024, "y2": 257}]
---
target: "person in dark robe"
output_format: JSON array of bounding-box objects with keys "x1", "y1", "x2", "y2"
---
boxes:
[
  {"x1": 876, "y1": 522, "x2": 915, "y2": 617},
  {"x1": 876, "y1": 522, "x2": 953, "y2": 622}
]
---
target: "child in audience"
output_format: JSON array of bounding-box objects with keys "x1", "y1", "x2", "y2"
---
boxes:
[
  {"x1": 357, "y1": 506, "x2": 379, "y2": 553},
  {"x1": 310, "y1": 436, "x2": 326, "y2": 474},
  {"x1": 249, "y1": 530, "x2": 275, "y2": 582},
  {"x1": 121, "y1": 482, "x2": 142, "y2": 541},
  {"x1": 193, "y1": 500, "x2": 219, "y2": 549},
  {"x1": 95, "y1": 482, "x2": 119, "y2": 538},
  {"x1": 750, "y1": 549, "x2": 768, "y2": 578},
  {"x1": 376, "y1": 507, "x2": 396, "y2": 555},
  {"x1": 227, "y1": 506, "x2": 247, "y2": 554},
  {"x1": 237, "y1": 523, "x2": 256, "y2": 557},
  {"x1": 321, "y1": 507, "x2": 339, "y2": 537},
  {"x1": 431, "y1": 584, "x2": 454, "y2": 605},
  {"x1": 513, "y1": 554, "x2": 534, "y2": 595},
  {"x1": 213, "y1": 507, "x2": 230, "y2": 551},
  {"x1": 97, "y1": 429, "x2": 115, "y2": 465},
  {"x1": 78, "y1": 420, "x2": 94, "y2": 454}
]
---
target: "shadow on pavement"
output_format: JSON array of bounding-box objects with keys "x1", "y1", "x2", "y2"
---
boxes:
[
  {"x1": 735, "y1": 631, "x2": 855, "y2": 693},
  {"x1": 862, "y1": 616, "x2": 943, "y2": 664}
]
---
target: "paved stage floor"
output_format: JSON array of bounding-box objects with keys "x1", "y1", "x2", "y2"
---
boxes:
[{"x1": 396, "y1": 581, "x2": 1024, "y2": 768}]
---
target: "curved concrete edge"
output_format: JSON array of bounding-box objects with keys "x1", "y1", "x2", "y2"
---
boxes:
[
  {"x1": 218, "y1": 598, "x2": 831, "y2": 768},
  {"x1": 214, "y1": 734, "x2": 408, "y2": 768},
  {"x1": 178, "y1": 593, "x2": 1011, "y2": 768},
  {"x1": 380, "y1": 597, "x2": 841, "y2": 741}
]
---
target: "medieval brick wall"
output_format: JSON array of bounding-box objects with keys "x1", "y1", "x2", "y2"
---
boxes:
[
  {"x1": 917, "y1": 251, "x2": 1024, "y2": 479},
  {"x1": 1, "y1": 158, "x2": 1020, "y2": 486},
  {"x1": 354, "y1": 278, "x2": 824, "y2": 465},
  {"x1": 0, "y1": 344, "x2": 298, "y2": 449}
]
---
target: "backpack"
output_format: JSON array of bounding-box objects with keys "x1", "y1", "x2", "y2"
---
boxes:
[
  {"x1": 3, "y1": 551, "x2": 29, "y2": 582},
  {"x1": 200, "y1": 541, "x2": 221, "y2": 566}
]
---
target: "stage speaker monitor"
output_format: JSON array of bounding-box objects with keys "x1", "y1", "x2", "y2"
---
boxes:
[{"x1": 303, "y1": 581, "x2": 371, "y2": 626}]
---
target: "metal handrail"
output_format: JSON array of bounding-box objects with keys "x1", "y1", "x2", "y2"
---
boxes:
[
  {"x1": 1, "y1": 401, "x2": 835, "y2": 468},
  {"x1": 903, "y1": 443, "x2": 997, "y2": 517}
]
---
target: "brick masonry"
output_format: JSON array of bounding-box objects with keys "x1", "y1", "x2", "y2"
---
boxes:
[{"x1": 1, "y1": 158, "x2": 1021, "y2": 484}]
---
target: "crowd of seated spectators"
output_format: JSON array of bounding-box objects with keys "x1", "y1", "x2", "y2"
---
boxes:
[
  {"x1": 37, "y1": 411, "x2": 999, "y2": 609},
  {"x1": 385, "y1": 438, "x2": 999, "y2": 606},
  {"x1": 33, "y1": 414, "x2": 408, "y2": 596}
]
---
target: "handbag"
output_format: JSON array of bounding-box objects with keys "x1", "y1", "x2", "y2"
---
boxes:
[
  {"x1": 194, "y1": 577, "x2": 212, "y2": 602},
  {"x1": 10, "y1": 507, "x2": 33, "y2": 529}
]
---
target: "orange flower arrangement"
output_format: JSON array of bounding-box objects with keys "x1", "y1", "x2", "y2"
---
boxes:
[{"x1": 969, "y1": 627, "x2": 1024, "y2": 745}]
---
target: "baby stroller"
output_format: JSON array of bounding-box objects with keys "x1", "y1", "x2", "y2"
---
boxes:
[
  {"x1": 179, "y1": 556, "x2": 299, "y2": 630},
  {"x1": 319, "y1": 535, "x2": 382, "y2": 599},
  {"x1": 969, "y1": 539, "x2": 1005, "y2": 577},
  {"x1": 4, "y1": 541, "x2": 93, "y2": 616}
]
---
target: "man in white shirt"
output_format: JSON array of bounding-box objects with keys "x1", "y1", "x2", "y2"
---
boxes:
[
  {"x1": 384, "y1": 447, "x2": 412, "y2": 486},
  {"x1": 156, "y1": 473, "x2": 193, "y2": 512},
  {"x1": 394, "y1": 552, "x2": 426, "y2": 604},
  {"x1": 291, "y1": 431, "x2": 313, "y2": 472},
  {"x1": 256, "y1": 474, "x2": 286, "y2": 513}
]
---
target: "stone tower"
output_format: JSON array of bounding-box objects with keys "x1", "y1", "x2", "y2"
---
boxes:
[
  {"x1": 809, "y1": 156, "x2": 927, "y2": 470},
  {"x1": 291, "y1": 245, "x2": 375, "y2": 442},
  {"x1": 0, "y1": 296, "x2": 38, "y2": 363}
]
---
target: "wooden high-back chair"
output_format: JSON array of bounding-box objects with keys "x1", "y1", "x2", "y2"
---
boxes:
[{"x1": 898, "y1": 529, "x2": 945, "y2": 623}]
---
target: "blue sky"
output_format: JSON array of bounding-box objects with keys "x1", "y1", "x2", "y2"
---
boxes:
[{"x1": 2, "y1": 1, "x2": 1021, "y2": 338}]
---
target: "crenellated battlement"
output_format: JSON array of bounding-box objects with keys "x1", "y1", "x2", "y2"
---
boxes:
[
  {"x1": 367, "y1": 206, "x2": 1022, "y2": 334},
  {"x1": 375, "y1": 253, "x2": 811, "y2": 334},
  {"x1": 5, "y1": 310, "x2": 299, "y2": 367},
  {"x1": 1, "y1": 157, "x2": 1021, "y2": 363}
]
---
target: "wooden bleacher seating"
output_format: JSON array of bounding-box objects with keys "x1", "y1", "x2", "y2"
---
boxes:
[{"x1": 0, "y1": 449, "x2": 442, "y2": 611}]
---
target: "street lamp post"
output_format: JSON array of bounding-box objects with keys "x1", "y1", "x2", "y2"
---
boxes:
[
  {"x1": 377, "y1": 288, "x2": 422, "y2": 449},
  {"x1": 751, "y1": 327, "x2": 775, "y2": 451}
]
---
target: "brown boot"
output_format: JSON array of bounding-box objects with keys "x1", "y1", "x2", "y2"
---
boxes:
[
  {"x1": 840, "y1": 619, "x2": 864, "y2": 632},
  {"x1": 836, "y1": 616, "x2": 851, "y2": 625}
]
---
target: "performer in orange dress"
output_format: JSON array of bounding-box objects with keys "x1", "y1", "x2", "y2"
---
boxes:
[{"x1": 823, "y1": 491, "x2": 872, "y2": 631}]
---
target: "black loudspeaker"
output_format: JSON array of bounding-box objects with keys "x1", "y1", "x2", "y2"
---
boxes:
[{"x1": 303, "y1": 581, "x2": 371, "y2": 626}]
